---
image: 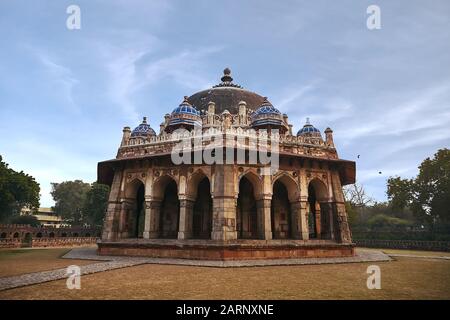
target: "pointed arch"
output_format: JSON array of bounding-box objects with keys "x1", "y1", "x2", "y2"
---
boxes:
[
  {"x1": 123, "y1": 178, "x2": 145, "y2": 238},
  {"x1": 308, "y1": 178, "x2": 331, "y2": 239},
  {"x1": 237, "y1": 171, "x2": 263, "y2": 239},
  {"x1": 238, "y1": 170, "x2": 263, "y2": 200},
  {"x1": 272, "y1": 173, "x2": 299, "y2": 202},
  {"x1": 153, "y1": 175, "x2": 180, "y2": 239},
  {"x1": 186, "y1": 169, "x2": 210, "y2": 200}
]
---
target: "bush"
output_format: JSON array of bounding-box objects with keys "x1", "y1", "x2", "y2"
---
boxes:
[
  {"x1": 9, "y1": 215, "x2": 40, "y2": 227},
  {"x1": 367, "y1": 214, "x2": 412, "y2": 230}
]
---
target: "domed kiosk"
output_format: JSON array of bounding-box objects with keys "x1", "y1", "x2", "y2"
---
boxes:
[{"x1": 97, "y1": 68, "x2": 356, "y2": 260}]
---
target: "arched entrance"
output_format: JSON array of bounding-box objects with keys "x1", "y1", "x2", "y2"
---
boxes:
[
  {"x1": 271, "y1": 181, "x2": 292, "y2": 239},
  {"x1": 159, "y1": 179, "x2": 180, "y2": 239},
  {"x1": 308, "y1": 179, "x2": 330, "y2": 239},
  {"x1": 237, "y1": 176, "x2": 258, "y2": 239},
  {"x1": 192, "y1": 177, "x2": 212, "y2": 239},
  {"x1": 124, "y1": 179, "x2": 145, "y2": 238}
]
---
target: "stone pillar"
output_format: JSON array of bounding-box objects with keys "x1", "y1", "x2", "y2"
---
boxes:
[
  {"x1": 143, "y1": 200, "x2": 161, "y2": 239},
  {"x1": 118, "y1": 200, "x2": 132, "y2": 239},
  {"x1": 211, "y1": 165, "x2": 238, "y2": 241},
  {"x1": 256, "y1": 197, "x2": 272, "y2": 240},
  {"x1": 314, "y1": 201, "x2": 321, "y2": 239},
  {"x1": 143, "y1": 200, "x2": 150, "y2": 239},
  {"x1": 178, "y1": 199, "x2": 195, "y2": 239},
  {"x1": 290, "y1": 200, "x2": 309, "y2": 240},
  {"x1": 101, "y1": 169, "x2": 123, "y2": 241},
  {"x1": 332, "y1": 202, "x2": 352, "y2": 243},
  {"x1": 102, "y1": 201, "x2": 121, "y2": 240},
  {"x1": 211, "y1": 197, "x2": 238, "y2": 240},
  {"x1": 319, "y1": 202, "x2": 335, "y2": 240}
]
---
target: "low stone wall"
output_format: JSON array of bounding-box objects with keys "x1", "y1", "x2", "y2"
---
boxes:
[
  {"x1": 355, "y1": 239, "x2": 450, "y2": 252},
  {"x1": 0, "y1": 238, "x2": 23, "y2": 248},
  {"x1": 0, "y1": 237, "x2": 98, "y2": 248},
  {"x1": 31, "y1": 237, "x2": 98, "y2": 248}
]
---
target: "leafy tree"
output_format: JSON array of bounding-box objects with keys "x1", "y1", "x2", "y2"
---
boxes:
[
  {"x1": 82, "y1": 183, "x2": 110, "y2": 227},
  {"x1": 387, "y1": 149, "x2": 450, "y2": 229},
  {"x1": 10, "y1": 214, "x2": 40, "y2": 227},
  {"x1": 51, "y1": 180, "x2": 90, "y2": 225},
  {"x1": 387, "y1": 176, "x2": 413, "y2": 212},
  {"x1": 412, "y1": 148, "x2": 450, "y2": 228},
  {"x1": 0, "y1": 155, "x2": 40, "y2": 222}
]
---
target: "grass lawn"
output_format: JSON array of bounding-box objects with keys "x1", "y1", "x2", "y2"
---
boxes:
[
  {"x1": 0, "y1": 247, "x2": 97, "y2": 277},
  {"x1": 1, "y1": 253, "x2": 449, "y2": 299}
]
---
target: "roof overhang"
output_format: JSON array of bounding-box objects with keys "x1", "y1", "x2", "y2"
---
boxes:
[{"x1": 97, "y1": 151, "x2": 356, "y2": 187}]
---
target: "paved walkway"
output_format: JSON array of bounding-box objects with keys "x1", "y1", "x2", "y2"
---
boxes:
[
  {"x1": 0, "y1": 248, "x2": 392, "y2": 292},
  {"x1": 387, "y1": 253, "x2": 450, "y2": 260}
]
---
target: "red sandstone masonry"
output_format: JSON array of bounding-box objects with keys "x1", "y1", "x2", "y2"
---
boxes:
[{"x1": 97, "y1": 242, "x2": 355, "y2": 261}]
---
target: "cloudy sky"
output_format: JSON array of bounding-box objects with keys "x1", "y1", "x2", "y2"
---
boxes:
[{"x1": 0, "y1": 0, "x2": 449, "y2": 207}]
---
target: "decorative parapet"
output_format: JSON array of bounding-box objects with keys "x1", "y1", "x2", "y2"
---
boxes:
[{"x1": 117, "y1": 126, "x2": 338, "y2": 160}]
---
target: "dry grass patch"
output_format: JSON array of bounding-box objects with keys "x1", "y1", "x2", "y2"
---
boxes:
[
  {"x1": 1, "y1": 256, "x2": 449, "y2": 300},
  {"x1": 0, "y1": 247, "x2": 97, "y2": 277}
]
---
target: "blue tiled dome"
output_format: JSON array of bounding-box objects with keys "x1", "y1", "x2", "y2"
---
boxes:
[
  {"x1": 251, "y1": 99, "x2": 281, "y2": 118},
  {"x1": 250, "y1": 97, "x2": 286, "y2": 130},
  {"x1": 167, "y1": 97, "x2": 202, "y2": 129},
  {"x1": 297, "y1": 118, "x2": 320, "y2": 136},
  {"x1": 171, "y1": 99, "x2": 200, "y2": 116},
  {"x1": 131, "y1": 117, "x2": 156, "y2": 137}
]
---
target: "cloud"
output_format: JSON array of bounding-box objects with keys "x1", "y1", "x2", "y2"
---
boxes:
[{"x1": 24, "y1": 45, "x2": 79, "y2": 112}]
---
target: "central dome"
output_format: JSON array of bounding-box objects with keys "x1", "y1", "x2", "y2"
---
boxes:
[{"x1": 187, "y1": 68, "x2": 265, "y2": 114}]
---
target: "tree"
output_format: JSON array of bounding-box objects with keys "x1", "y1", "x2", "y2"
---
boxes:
[
  {"x1": 0, "y1": 155, "x2": 40, "y2": 222},
  {"x1": 82, "y1": 183, "x2": 110, "y2": 227},
  {"x1": 343, "y1": 182, "x2": 374, "y2": 208},
  {"x1": 386, "y1": 148, "x2": 450, "y2": 230},
  {"x1": 412, "y1": 148, "x2": 450, "y2": 228},
  {"x1": 10, "y1": 214, "x2": 40, "y2": 227},
  {"x1": 51, "y1": 180, "x2": 90, "y2": 225},
  {"x1": 387, "y1": 176, "x2": 413, "y2": 212}
]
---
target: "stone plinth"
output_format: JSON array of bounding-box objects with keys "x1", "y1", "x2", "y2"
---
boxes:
[{"x1": 97, "y1": 239, "x2": 355, "y2": 261}]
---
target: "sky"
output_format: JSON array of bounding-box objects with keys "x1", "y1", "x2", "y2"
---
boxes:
[{"x1": 0, "y1": 0, "x2": 449, "y2": 207}]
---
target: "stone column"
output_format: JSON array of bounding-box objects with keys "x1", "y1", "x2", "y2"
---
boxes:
[
  {"x1": 319, "y1": 202, "x2": 335, "y2": 240},
  {"x1": 256, "y1": 197, "x2": 272, "y2": 240},
  {"x1": 314, "y1": 201, "x2": 321, "y2": 239},
  {"x1": 118, "y1": 200, "x2": 133, "y2": 239},
  {"x1": 332, "y1": 201, "x2": 352, "y2": 243},
  {"x1": 143, "y1": 200, "x2": 161, "y2": 239},
  {"x1": 178, "y1": 199, "x2": 194, "y2": 240},
  {"x1": 102, "y1": 201, "x2": 121, "y2": 241},
  {"x1": 211, "y1": 197, "x2": 238, "y2": 240},
  {"x1": 211, "y1": 165, "x2": 238, "y2": 241},
  {"x1": 101, "y1": 169, "x2": 123, "y2": 241},
  {"x1": 291, "y1": 200, "x2": 309, "y2": 240}
]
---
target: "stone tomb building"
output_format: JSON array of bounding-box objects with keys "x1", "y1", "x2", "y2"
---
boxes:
[{"x1": 97, "y1": 69, "x2": 356, "y2": 260}]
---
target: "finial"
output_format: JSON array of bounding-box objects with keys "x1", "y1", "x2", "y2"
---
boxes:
[
  {"x1": 142, "y1": 116, "x2": 147, "y2": 124},
  {"x1": 221, "y1": 67, "x2": 233, "y2": 82},
  {"x1": 306, "y1": 117, "x2": 310, "y2": 125},
  {"x1": 181, "y1": 96, "x2": 191, "y2": 105}
]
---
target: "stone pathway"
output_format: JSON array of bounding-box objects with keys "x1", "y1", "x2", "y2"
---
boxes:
[
  {"x1": 0, "y1": 248, "x2": 392, "y2": 292},
  {"x1": 387, "y1": 253, "x2": 450, "y2": 260},
  {"x1": 0, "y1": 260, "x2": 147, "y2": 291}
]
